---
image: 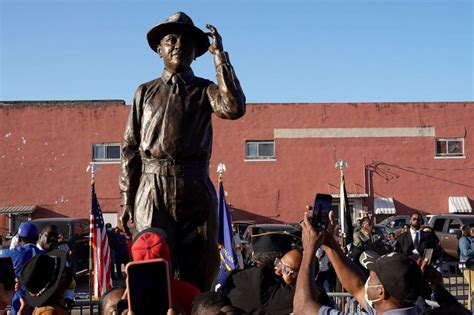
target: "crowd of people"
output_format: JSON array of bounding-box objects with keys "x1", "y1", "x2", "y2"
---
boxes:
[{"x1": 1, "y1": 211, "x2": 473, "y2": 314}]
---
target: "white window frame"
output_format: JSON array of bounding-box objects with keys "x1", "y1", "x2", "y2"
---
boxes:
[
  {"x1": 92, "y1": 143, "x2": 121, "y2": 163},
  {"x1": 435, "y1": 138, "x2": 465, "y2": 159},
  {"x1": 245, "y1": 140, "x2": 276, "y2": 161}
]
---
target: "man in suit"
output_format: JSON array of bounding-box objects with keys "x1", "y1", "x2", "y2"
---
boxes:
[{"x1": 396, "y1": 213, "x2": 441, "y2": 263}]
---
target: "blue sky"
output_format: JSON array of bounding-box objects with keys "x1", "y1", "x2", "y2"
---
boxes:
[{"x1": 1, "y1": 0, "x2": 472, "y2": 104}]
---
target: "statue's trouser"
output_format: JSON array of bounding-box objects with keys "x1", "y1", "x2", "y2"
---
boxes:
[{"x1": 133, "y1": 160, "x2": 219, "y2": 291}]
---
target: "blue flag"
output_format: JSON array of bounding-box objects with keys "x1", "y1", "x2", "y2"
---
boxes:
[{"x1": 216, "y1": 181, "x2": 238, "y2": 287}]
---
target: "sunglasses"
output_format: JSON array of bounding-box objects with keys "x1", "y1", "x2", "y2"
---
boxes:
[{"x1": 274, "y1": 258, "x2": 298, "y2": 278}]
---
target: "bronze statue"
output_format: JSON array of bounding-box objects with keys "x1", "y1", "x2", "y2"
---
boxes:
[{"x1": 119, "y1": 12, "x2": 246, "y2": 291}]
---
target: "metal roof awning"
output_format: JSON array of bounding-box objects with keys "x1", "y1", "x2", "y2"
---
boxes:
[
  {"x1": 448, "y1": 196, "x2": 472, "y2": 213},
  {"x1": 374, "y1": 197, "x2": 396, "y2": 214},
  {"x1": 0, "y1": 205, "x2": 37, "y2": 215}
]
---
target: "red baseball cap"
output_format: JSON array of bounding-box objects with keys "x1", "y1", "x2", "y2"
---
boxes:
[{"x1": 131, "y1": 228, "x2": 170, "y2": 263}]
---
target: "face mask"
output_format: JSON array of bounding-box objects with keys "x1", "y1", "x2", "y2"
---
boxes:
[{"x1": 364, "y1": 277, "x2": 383, "y2": 309}]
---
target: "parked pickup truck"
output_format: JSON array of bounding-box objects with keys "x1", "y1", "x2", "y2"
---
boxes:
[{"x1": 428, "y1": 214, "x2": 474, "y2": 259}]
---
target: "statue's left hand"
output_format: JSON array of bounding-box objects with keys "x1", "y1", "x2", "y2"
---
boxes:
[{"x1": 206, "y1": 24, "x2": 223, "y2": 55}]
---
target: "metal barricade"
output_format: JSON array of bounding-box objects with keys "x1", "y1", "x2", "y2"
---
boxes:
[
  {"x1": 441, "y1": 261, "x2": 472, "y2": 312},
  {"x1": 71, "y1": 300, "x2": 99, "y2": 315},
  {"x1": 327, "y1": 292, "x2": 366, "y2": 314}
]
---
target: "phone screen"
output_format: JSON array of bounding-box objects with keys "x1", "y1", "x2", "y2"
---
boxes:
[
  {"x1": 423, "y1": 248, "x2": 434, "y2": 264},
  {"x1": 312, "y1": 194, "x2": 333, "y2": 228},
  {"x1": 126, "y1": 259, "x2": 171, "y2": 315},
  {"x1": 0, "y1": 257, "x2": 15, "y2": 291}
]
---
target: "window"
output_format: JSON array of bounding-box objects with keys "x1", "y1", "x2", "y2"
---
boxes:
[
  {"x1": 392, "y1": 219, "x2": 407, "y2": 229},
  {"x1": 245, "y1": 141, "x2": 275, "y2": 160},
  {"x1": 432, "y1": 219, "x2": 446, "y2": 232},
  {"x1": 435, "y1": 138, "x2": 464, "y2": 157},
  {"x1": 447, "y1": 219, "x2": 461, "y2": 231},
  {"x1": 92, "y1": 143, "x2": 121, "y2": 162}
]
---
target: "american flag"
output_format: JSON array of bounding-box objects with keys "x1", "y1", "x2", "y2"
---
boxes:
[{"x1": 90, "y1": 180, "x2": 112, "y2": 298}]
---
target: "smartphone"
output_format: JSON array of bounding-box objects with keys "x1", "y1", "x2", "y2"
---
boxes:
[
  {"x1": 423, "y1": 248, "x2": 434, "y2": 264},
  {"x1": 126, "y1": 258, "x2": 171, "y2": 315},
  {"x1": 312, "y1": 194, "x2": 333, "y2": 229},
  {"x1": 0, "y1": 257, "x2": 16, "y2": 291}
]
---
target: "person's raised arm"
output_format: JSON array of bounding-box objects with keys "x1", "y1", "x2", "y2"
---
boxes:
[
  {"x1": 321, "y1": 224, "x2": 368, "y2": 309},
  {"x1": 293, "y1": 212, "x2": 321, "y2": 314}
]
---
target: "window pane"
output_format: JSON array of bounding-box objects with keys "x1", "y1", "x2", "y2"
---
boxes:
[
  {"x1": 447, "y1": 219, "x2": 460, "y2": 230},
  {"x1": 246, "y1": 143, "x2": 258, "y2": 157},
  {"x1": 432, "y1": 219, "x2": 445, "y2": 232},
  {"x1": 436, "y1": 140, "x2": 446, "y2": 155},
  {"x1": 258, "y1": 143, "x2": 274, "y2": 157},
  {"x1": 447, "y1": 140, "x2": 463, "y2": 154},
  {"x1": 93, "y1": 145, "x2": 105, "y2": 159},
  {"x1": 106, "y1": 145, "x2": 120, "y2": 159}
]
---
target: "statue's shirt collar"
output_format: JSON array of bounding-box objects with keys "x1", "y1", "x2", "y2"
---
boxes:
[{"x1": 161, "y1": 68, "x2": 195, "y2": 85}]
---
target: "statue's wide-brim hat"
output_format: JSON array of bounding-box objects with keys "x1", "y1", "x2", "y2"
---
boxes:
[{"x1": 147, "y1": 12, "x2": 210, "y2": 58}]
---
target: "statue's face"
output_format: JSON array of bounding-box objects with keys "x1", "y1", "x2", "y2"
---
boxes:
[{"x1": 158, "y1": 31, "x2": 196, "y2": 73}]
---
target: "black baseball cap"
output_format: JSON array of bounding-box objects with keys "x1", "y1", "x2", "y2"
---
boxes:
[{"x1": 359, "y1": 251, "x2": 422, "y2": 306}]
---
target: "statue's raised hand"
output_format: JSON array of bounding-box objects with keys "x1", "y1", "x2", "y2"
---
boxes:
[
  {"x1": 120, "y1": 204, "x2": 135, "y2": 236},
  {"x1": 206, "y1": 24, "x2": 223, "y2": 55}
]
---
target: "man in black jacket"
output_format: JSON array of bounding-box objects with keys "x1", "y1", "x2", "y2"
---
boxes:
[{"x1": 396, "y1": 213, "x2": 441, "y2": 263}]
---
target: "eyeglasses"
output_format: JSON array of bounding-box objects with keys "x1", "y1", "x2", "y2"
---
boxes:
[
  {"x1": 274, "y1": 258, "x2": 298, "y2": 278},
  {"x1": 411, "y1": 217, "x2": 421, "y2": 221}
]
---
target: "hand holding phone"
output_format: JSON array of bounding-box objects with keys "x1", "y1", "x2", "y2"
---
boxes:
[
  {"x1": 311, "y1": 194, "x2": 333, "y2": 229},
  {"x1": 423, "y1": 248, "x2": 434, "y2": 265}
]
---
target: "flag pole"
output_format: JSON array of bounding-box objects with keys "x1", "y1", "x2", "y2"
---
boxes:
[
  {"x1": 335, "y1": 159, "x2": 348, "y2": 249},
  {"x1": 335, "y1": 159, "x2": 348, "y2": 311},
  {"x1": 86, "y1": 162, "x2": 99, "y2": 314},
  {"x1": 217, "y1": 162, "x2": 226, "y2": 183}
]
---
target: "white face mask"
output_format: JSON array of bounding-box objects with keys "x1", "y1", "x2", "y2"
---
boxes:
[{"x1": 364, "y1": 277, "x2": 383, "y2": 309}]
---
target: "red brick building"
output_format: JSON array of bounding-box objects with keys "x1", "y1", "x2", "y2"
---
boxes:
[{"x1": 1, "y1": 100, "x2": 473, "y2": 235}]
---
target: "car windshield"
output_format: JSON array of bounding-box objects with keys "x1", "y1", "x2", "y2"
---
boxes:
[
  {"x1": 236, "y1": 224, "x2": 251, "y2": 237},
  {"x1": 374, "y1": 225, "x2": 391, "y2": 237},
  {"x1": 32, "y1": 221, "x2": 70, "y2": 238},
  {"x1": 378, "y1": 217, "x2": 396, "y2": 225},
  {"x1": 31, "y1": 220, "x2": 89, "y2": 240}
]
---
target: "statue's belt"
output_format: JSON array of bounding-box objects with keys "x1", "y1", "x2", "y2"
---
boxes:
[{"x1": 141, "y1": 159, "x2": 209, "y2": 177}]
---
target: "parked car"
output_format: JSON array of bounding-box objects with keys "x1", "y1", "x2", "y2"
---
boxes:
[
  {"x1": 378, "y1": 215, "x2": 411, "y2": 230},
  {"x1": 232, "y1": 220, "x2": 257, "y2": 239},
  {"x1": 241, "y1": 223, "x2": 301, "y2": 263},
  {"x1": 373, "y1": 224, "x2": 393, "y2": 239},
  {"x1": 30, "y1": 218, "x2": 90, "y2": 275},
  {"x1": 428, "y1": 214, "x2": 474, "y2": 259}
]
